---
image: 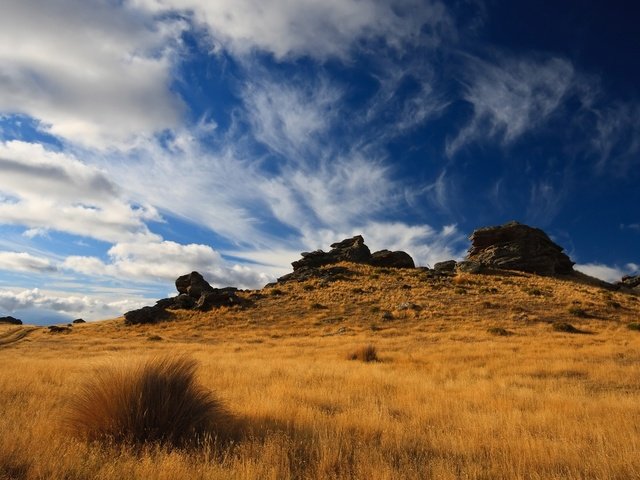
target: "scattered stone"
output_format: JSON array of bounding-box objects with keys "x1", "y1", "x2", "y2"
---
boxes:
[
  {"x1": 175, "y1": 271, "x2": 215, "y2": 299},
  {"x1": 72, "y1": 318, "x2": 86, "y2": 324},
  {"x1": 48, "y1": 325, "x2": 71, "y2": 333},
  {"x1": 370, "y1": 250, "x2": 415, "y2": 268},
  {"x1": 552, "y1": 322, "x2": 586, "y2": 334},
  {"x1": 466, "y1": 221, "x2": 575, "y2": 275},
  {"x1": 0, "y1": 316, "x2": 22, "y2": 325}
]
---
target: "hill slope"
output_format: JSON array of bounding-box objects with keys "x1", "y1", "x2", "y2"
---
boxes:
[{"x1": 1, "y1": 265, "x2": 640, "y2": 479}]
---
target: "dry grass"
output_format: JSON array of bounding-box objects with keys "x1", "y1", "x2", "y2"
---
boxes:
[
  {"x1": 65, "y1": 356, "x2": 234, "y2": 448},
  {"x1": 1, "y1": 264, "x2": 640, "y2": 479}
]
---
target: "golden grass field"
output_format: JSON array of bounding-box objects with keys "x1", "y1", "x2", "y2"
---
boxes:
[{"x1": 1, "y1": 263, "x2": 640, "y2": 479}]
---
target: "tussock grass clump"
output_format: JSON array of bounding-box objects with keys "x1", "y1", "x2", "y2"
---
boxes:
[
  {"x1": 347, "y1": 345, "x2": 379, "y2": 362},
  {"x1": 487, "y1": 327, "x2": 512, "y2": 336},
  {"x1": 66, "y1": 356, "x2": 234, "y2": 448},
  {"x1": 627, "y1": 322, "x2": 640, "y2": 331}
]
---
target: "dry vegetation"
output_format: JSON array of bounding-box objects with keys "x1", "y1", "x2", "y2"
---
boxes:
[{"x1": 1, "y1": 263, "x2": 640, "y2": 479}]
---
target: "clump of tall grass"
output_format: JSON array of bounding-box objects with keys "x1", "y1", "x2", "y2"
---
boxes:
[
  {"x1": 66, "y1": 356, "x2": 234, "y2": 448},
  {"x1": 347, "y1": 345, "x2": 379, "y2": 362}
]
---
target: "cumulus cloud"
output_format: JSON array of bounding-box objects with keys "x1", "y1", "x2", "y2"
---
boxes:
[
  {"x1": 0, "y1": 141, "x2": 160, "y2": 243},
  {"x1": 132, "y1": 0, "x2": 452, "y2": 60},
  {"x1": 63, "y1": 240, "x2": 273, "y2": 289},
  {"x1": 0, "y1": 251, "x2": 57, "y2": 273},
  {"x1": 0, "y1": 287, "x2": 150, "y2": 320},
  {"x1": 0, "y1": 0, "x2": 185, "y2": 148},
  {"x1": 448, "y1": 55, "x2": 574, "y2": 155}
]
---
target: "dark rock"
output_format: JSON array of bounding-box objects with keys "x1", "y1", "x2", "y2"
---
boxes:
[
  {"x1": 277, "y1": 265, "x2": 356, "y2": 284},
  {"x1": 292, "y1": 235, "x2": 371, "y2": 271},
  {"x1": 72, "y1": 318, "x2": 85, "y2": 324},
  {"x1": 175, "y1": 271, "x2": 214, "y2": 299},
  {"x1": 466, "y1": 221, "x2": 574, "y2": 275},
  {"x1": 124, "y1": 305, "x2": 170, "y2": 325},
  {"x1": 619, "y1": 275, "x2": 640, "y2": 289},
  {"x1": 456, "y1": 260, "x2": 483, "y2": 274},
  {"x1": 155, "y1": 297, "x2": 177, "y2": 309},
  {"x1": 195, "y1": 288, "x2": 240, "y2": 312},
  {"x1": 48, "y1": 325, "x2": 71, "y2": 333},
  {"x1": 171, "y1": 294, "x2": 197, "y2": 310},
  {"x1": 434, "y1": 260, "x2": 457, "y2": 272},
  {"x1": 0, "y1": 316, "x2": 22, "y2": 325},
  {"x1": 370, "y1": 250, "x2": 415, "y2": 268}
]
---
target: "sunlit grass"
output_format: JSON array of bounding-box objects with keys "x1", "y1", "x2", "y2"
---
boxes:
[{"x1": 1, "y1": 264, "x2": 639, "y2": 479}]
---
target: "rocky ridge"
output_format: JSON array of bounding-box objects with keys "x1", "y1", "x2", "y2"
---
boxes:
[{"x1": 124, "y1": 272, "x2": 243, "y2": 325}]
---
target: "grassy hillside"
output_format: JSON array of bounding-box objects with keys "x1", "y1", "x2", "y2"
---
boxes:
[{"x1": 1, "y1": 264, "x2": 640, "y2": 479}]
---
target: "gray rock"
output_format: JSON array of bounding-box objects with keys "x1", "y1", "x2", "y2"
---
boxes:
[
  {"x1": 195, "y1": 288, "x2": 240, "y2": 312},
  {"x1": 456, "y1": 260, "x2": 483, "y2": 274},
  {"x1": 175, "y1": 271, "x2": 215, "y2": 299},
  {"x1": 124, "y1": 305, "x2": 170, "y2": 325},
  {"x1": 434, "y1": 260, "x2": 457, "y2": 272},
  {"x1": 370, "y1": 250, "x2": 415, "y2": 268},
  {"x1": 466, "y1": 221, "x2": 574, "y2": 275}
]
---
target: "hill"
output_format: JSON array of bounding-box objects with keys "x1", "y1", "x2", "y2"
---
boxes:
[{"x1": 1, "y1": 261, "x2": 640, "y2": 479}]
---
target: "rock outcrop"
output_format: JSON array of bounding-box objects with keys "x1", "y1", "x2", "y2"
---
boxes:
[
  {"x1": 466, "y1": 221, "x2": 574, "y2": 275},
  {"x1": 619, "y1": 275, "x2": 640, "y2": 290},
  {"x1": 0, "y1": 316, "x2": 22, "y2": 325},
  {"x1": 279, "y1": 235, "x2": 415, "y2": 283},
  {"x1": 124, "y1": 272, "x2": 243, "y2": 325}
]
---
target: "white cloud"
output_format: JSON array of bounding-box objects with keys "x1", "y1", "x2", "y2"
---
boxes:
[
  {"x1": 0, "y1": 251, "x2": 57, "y2": 273},
  {"x1": 132, "y1": 0, "x2": 452, "y2": 60},
  {"x1": 0, "y1": 0, "x2": 185, "y2": 148},
  {"x1": 0, "y1": 141, "x2": 160, "y2": 243},
  {"x1": 575, "y1": 263, "x2": 638, "y2": 283},
  {"x1": 448, "y1": 55, "x2": 574, "y2": 155},
  {"x1": 0, "y1": 287, "x2": 150, "y2": 320},
  {"x1": 63, "y1": 240, "x2": 273, "y2": 289},
  {"x1": 591, "y1": 102, "x2": 640, "y2": 173}
]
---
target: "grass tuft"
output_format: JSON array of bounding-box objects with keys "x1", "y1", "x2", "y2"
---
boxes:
[
  {"x1": 65, "y1": 356, "x2": 235, "y2": 448},
  {"x1": 347, "y1": 345, "x2": 379, "y2": 362}
]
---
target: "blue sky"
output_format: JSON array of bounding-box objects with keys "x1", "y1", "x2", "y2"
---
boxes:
[{"x1": 0, "y1": 0, "x2": 638, "y2": 324}]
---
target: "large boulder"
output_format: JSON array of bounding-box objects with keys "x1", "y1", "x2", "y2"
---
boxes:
[
  {"x1": 292, "y1": 235, "x2": 372, "y2": 271},
  {"x1": 175, "y1": 271, "x2": 215, "y2": 299},
  {"x1": 195, "y1": 287, "x2": 240, "y2": 312},
  {"x1": 0, "y1": 316, "x2": 22, "y2": 325},
  {"x1": 124, "y1": 305, "x2": 170, "y2": 325},
  {"x1": 466, "y1": 221, "x2": 574, "y2": 275},
  {"x1": 369, "y1": 250, "x2": 415, "y2": 268}
]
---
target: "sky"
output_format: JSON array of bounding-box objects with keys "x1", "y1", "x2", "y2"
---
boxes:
[{"x1": 0, "y1": 0, "x2": 638, "y2": 324}]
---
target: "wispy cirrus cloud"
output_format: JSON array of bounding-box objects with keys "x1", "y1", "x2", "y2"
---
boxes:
[{"x1": 447, "y1": 55, "x2": 575, "y2": 155}]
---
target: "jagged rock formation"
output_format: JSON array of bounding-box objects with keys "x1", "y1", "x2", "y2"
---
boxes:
[
  {"x1": 619, "y1": 275, "x2": 640, "y2": 290},
  {"x1": 0, "y1": 316, "x2": 22, "y2": 325},
  {"x1": 124, "y1": 272, "x2": 242, "y2": 325},
  {"x1": 433, "y1": 260, "x2": 457, "y2": 272},
  {"x1": 278, "y1": 235, "x2": 415, "y2": 283},
  {"x1": 466, "y1": 221, "x2": 575, "y2": 275}
]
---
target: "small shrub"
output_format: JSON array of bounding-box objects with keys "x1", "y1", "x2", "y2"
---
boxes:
[
  {"x1": 310, "y1": 302, "x2": 327, "y2": 310},
  {"x1": 347, "y1": 345, "x2": 379, "y2": 362},
  {"x1": 269, "y1": 288, "x2": 284, "y2": 296},
  {"x1": 66, "y1": 356, "x2": 234, "y2": 448},
  {"x1": 147, "y1": 335, "x2": 163, "y2": 341},
  {"x1": 627, "y1": 323, "x2": 640, "y2": 331}
]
